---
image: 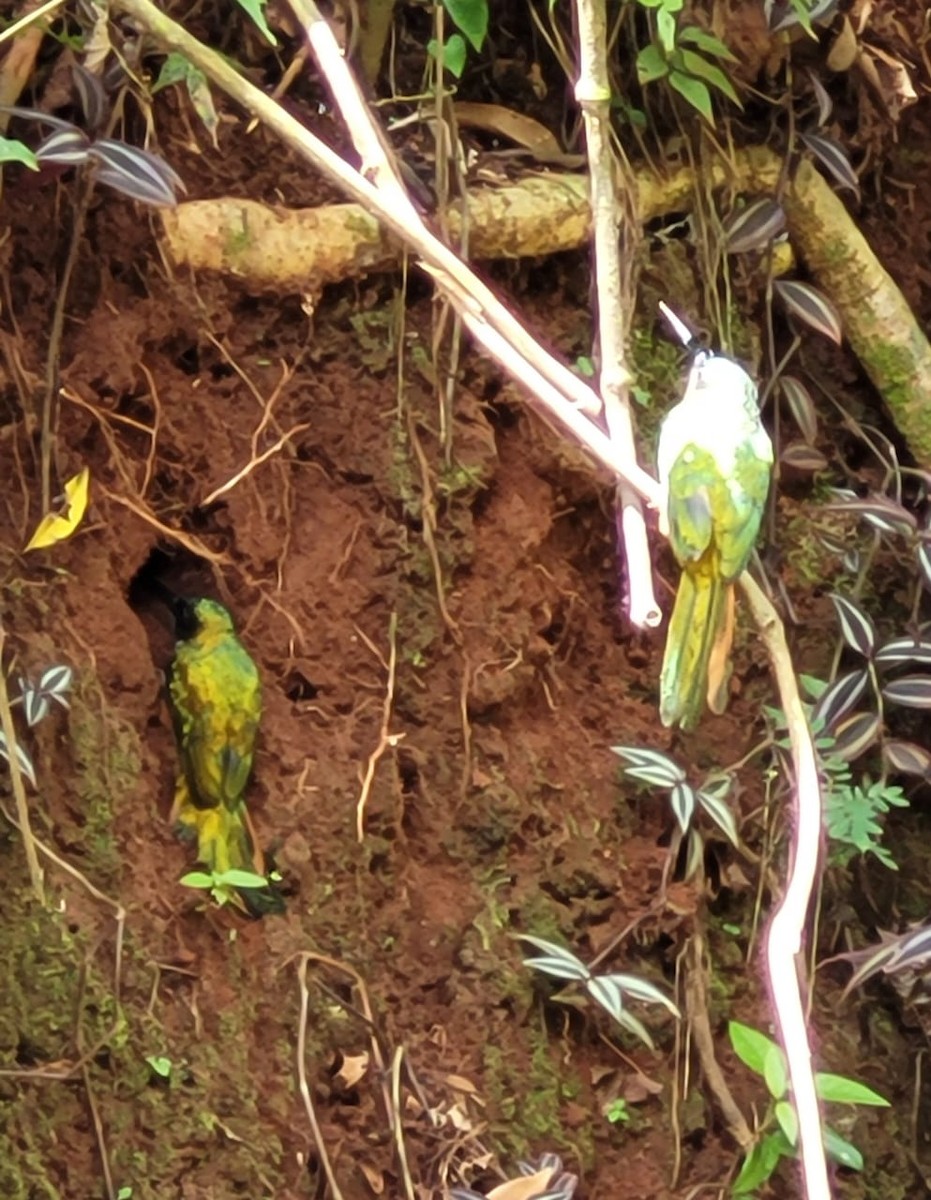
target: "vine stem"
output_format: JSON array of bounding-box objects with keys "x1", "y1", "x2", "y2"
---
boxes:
[
  {"x1": 574, "y1": 0, "x2": 660, "y2": 629},
  {"x1": 0, "y1": 624, "x2": 44, "y2": 903}
]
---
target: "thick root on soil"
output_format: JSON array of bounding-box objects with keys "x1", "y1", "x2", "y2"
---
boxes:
[{"x1": 161, "y1": 146, "x2": 931, "y2": 465}]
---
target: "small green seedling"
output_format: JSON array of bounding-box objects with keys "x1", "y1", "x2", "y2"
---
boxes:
[
  {"x1": 604, "y1": 1097, "x2": 631, "y2": 1125},
  {"x1": 180, "y1": 868, "x2": 270, "y2": 908},
  {"x1": 145, "y1": 1055, "x2": 172, "y2": 1080},
  {"x1": 728, "y1": 1021, "x2": 889, "y2": 1195}
]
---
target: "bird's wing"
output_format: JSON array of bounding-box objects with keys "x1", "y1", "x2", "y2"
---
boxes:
[
  {"x1": 171, "y1": 640, "x2": 261, "y2": 809},
  {"x1": 714, "y1": 441, "x2": 772, "y2": 580},
  {"x1": 666, "y1": 446, "x2": 715, "y2": 566},
  {"x1": 667, "y1": 442, "x2": 770, "y2": 579}
]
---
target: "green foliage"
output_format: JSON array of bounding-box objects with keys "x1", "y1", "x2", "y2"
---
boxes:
[
  {"x1": 728, "y1": 1021, "x2": 888, "y2": 1195},
  {"x1": 823, "y1": 771, "x2": 908, "y2": 870},
  {"x1": 635, "y1": 1, "x2": 740, "y2": 123},
  {"x1": 152, "y1": 54, "x2": 218, "y2": 145},
  {"x1": 181, "y1": 867, "x2": 270, "y2": 908},
  {"x1": 234, "y1": 0, "x2": 276, "y2": 45},
  {"x1": 769, "y1": 673, "x2": 910, "y2": 872},
  {"x1": 428, "y1": 34, "x2": 467, "y2": 78},
  {"x1": 429, "y1": 0, "x2": 488, "y2": 78},
  {"x1": 442, "y1": 0, "x2": 488, "y2": 50},
  {"x1": 145, "y1": 1054, "x2": 173, "y2": 1079},
  {"x1": 604, "y1": 1097, "x2": 631, "y2": 1124},
  {"x1": 0, "y1": 136, "x2": 38, "y2": 169}
]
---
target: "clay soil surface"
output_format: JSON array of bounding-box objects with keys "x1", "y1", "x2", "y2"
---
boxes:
[{"x1": 3, "y1": 11, "x2": 931, "y2": 1200}]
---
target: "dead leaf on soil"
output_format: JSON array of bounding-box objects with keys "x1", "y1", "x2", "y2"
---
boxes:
[
  {"x1": 487, "y1": 1168, "x2": 554, "y2": 1200},
  {"x1": 445, "y1": 1072, "x2": 481, "y2": 1097},
  {"x1": 453, "y1": 102, "x2": 577, "y2": 166},
  {"x1": 858, "y1": 43, "x2": 918, "y2": 119},
  {"x1": 335, "y1": 1051, "x2": 369, "y2": 1088},
  {"x1": 826, "y1": 16, "x2": 860, "y2": 73},
  {"x1": 358, "y1": 1161, "x2": 384, "y2": 1194},
  {"x1": 622, "y1": 1071, "x2": 664, "y2": 1102}
]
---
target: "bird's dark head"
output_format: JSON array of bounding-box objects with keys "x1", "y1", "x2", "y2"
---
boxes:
[{"x1": 173, "y1": 597, "x2": 236, "y2": 641}]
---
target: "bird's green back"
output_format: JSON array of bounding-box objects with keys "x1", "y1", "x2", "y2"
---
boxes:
[
  {"x1": 666, "y1": 441, "x2": 770, "y2": 580},
  {"x1": 168, "y1": 600, "x2": 262, "y2": 811}
]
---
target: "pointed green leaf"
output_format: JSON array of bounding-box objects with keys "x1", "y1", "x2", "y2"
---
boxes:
[
  {"x1": 764, "y1": 1043, "x2": 789, "y2": 1100},
  {"x1": 0, "y1": 136, "x2": 38, "y2": 169},
  {"x1": 180, "y1": 871, "x2": 215, "y2": 889},
  {"x1": 667, "y1": 71, "x2": 714, "y2": 122},
  {"x1": 732, "y1": 1134, "x2": 787, "y2": 1193},
  {"x1": 219, "y1": 868, "x2": 270, "y2": 888},
  {"x1": 657, "y1": 8, "x2": 677, "y2": 53},
  {"x1": 774, "y1": 1098, "x2": 798, "y2": 1144},
  {"x1": 823, "y1": 1126, "x2": 863, "y2": 1170},
  {"x1": 677, "y1": 50, "x2": 741, "y2": 105},
  {"x1": 235, "y1": 0, "x2": 277, "y2": 44},
  {"x1": 443, "y1": 0, "x2": 488, "y2": 51},
  {"x1": 637, "y1": 44, "x2": 669, "y2": 83},
  {"x1": 815, "y1": 1073, "x2": 889, "y2": 1106},
  {"x1": 676, "y1": 26, "x2": 740, "y2": 61},
  {"x1": 728, "y1": 1021, "x2": 779, "y2": 1075}
]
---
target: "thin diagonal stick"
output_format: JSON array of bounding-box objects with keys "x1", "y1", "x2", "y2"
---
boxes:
[
  {"x1": 295, "y1": 956, "x2": 346, "y2": 1200},
  {"x1": 110, "y1": 0, "x2": 661, "y2": 510}
]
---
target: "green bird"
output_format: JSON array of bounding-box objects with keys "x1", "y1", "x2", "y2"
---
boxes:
[
  {"x1": 167, "y1": 597, "x2": 283, "y2": 916},
  {"x1": 657, "y1": 349, "x2": 773, "y2": 730}
]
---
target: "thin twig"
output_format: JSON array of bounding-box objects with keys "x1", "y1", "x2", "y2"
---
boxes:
[
  {"x1": 295, "y1": 956, "x2": 346, "y2": 1200},
  {"x1": 41, "y1": 173, "x2": 95, "y2": 511},
  {"x1": 0, "y1": 0, "x2": 66, "y2": 46},
  {"x1": 390, "y1": 1046, "x2": 417, "y2": 1200},
  {"x1": 739, "y1": 573, "x2": 828, "y2": 1200},
  {"x1": 201, "y1": 423, "x2": 309, "y2": 506},
  {"x1": 573, "y1": 0, "x2": 659, "y2": 629},
  {"x1": 110, "y1": 0, "x2": 662, "y2": 508},
  {"x1": 101, "y1": 488, "x2": 225, "y2": 562},
  {"x1": 0, "y1": 624, "x2": 44, "y2": 902},
  {"x1": 355, "y1": 611, "x2": 401, "y2": 840},
  {"x1": 684, "y1": 932, "x2": 753, "y2": 1150}
]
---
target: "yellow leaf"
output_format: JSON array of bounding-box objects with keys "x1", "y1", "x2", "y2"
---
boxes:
[{"x1": 24, "y1": 468, "x2": 90, "y2": 552}]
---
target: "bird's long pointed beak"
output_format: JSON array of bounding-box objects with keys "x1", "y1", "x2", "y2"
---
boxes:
[{"x1": 658, "y1": 301, "x2": 695, "y2": 349}]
